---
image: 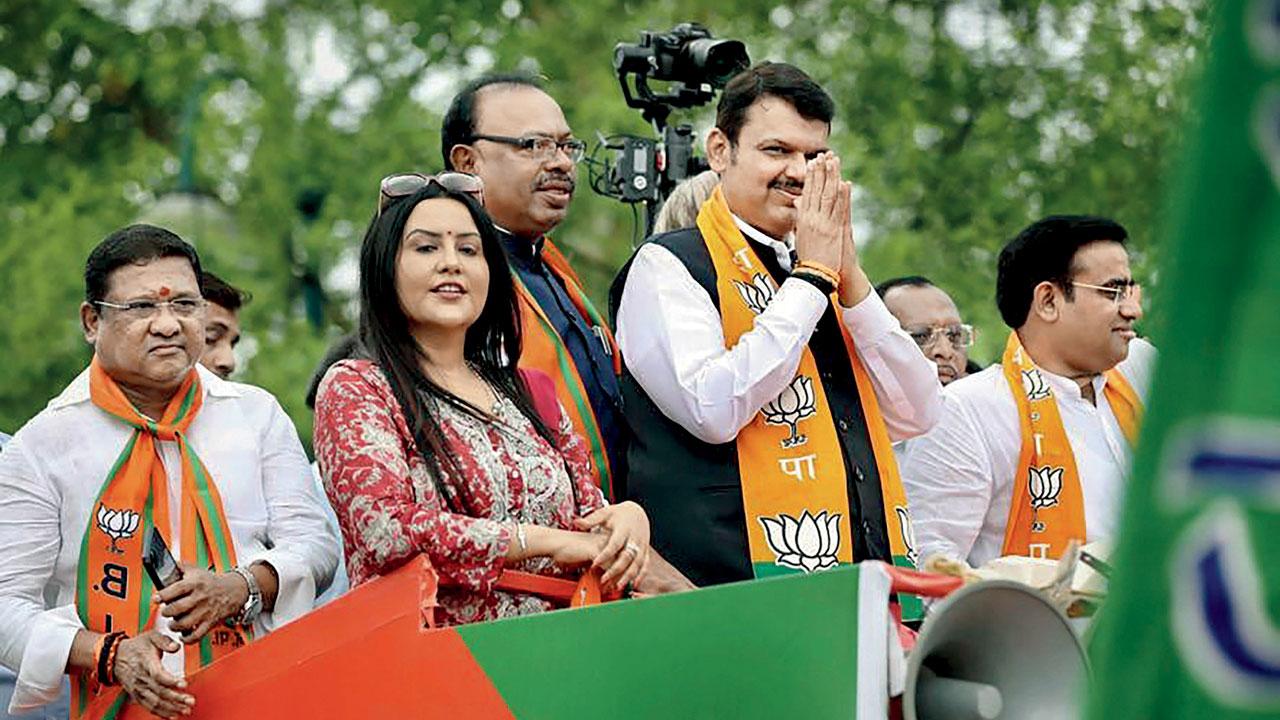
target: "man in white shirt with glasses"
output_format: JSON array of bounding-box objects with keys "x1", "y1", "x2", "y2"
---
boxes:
[
  {"x1": 0, "y1": 225, "x2": 338, "y2": 719},
  {"x1": 901, "y1": 215, "x2": 1156, "y2": 569}
]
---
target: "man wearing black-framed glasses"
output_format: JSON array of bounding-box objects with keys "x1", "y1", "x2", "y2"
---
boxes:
[
  {"x1": 440, "y1": 74, "x2": 627, "y2": 505},
  {"x1": 901, "y1": 215, "x2": 1157, "y2": 572},
  {"x1": 877, "y1": 276, "x2": 977, "y2": 386}
]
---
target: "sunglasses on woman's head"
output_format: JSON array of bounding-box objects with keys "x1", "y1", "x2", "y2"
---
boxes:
[{"x1": 377, "y1": 172, "x2": 485, "y2": 217}]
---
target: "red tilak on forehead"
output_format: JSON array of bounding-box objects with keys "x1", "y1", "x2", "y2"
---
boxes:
[{"x1": 158, "y1": 286, "x2": 171, "y2": 298}]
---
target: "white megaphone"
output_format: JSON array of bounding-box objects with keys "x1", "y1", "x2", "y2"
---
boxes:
[{"x1": 903, "y1": 580, "x2": 1089, "y2": 720}]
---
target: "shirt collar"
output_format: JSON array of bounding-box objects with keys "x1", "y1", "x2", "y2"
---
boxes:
[
  {"x1": 730, "y1": 214, "x2": 794, "y2": 272},
  {"x1": 1037, "y1": 364, "x2": 1107, "y2": 403},
  {"x1": 496, "y1": 225, "x2": 544, "y2": 263},
  {"x1": 47, "y1": 362, "x2": 239, "y2": 412}
]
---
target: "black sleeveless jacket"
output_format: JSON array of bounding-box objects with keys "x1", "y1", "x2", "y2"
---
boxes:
[{"x1": 608, "y1": 227, "x2": 892, "y2": 587}]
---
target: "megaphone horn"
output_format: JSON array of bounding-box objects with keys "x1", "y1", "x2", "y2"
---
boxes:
[{"x1": 904, "y1": 580, "x2": 1089, "y2": 720}]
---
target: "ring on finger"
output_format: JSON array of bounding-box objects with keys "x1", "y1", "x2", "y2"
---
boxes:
[{"x1": 623, "y1": 541, "x2": 641, "y2": 556}]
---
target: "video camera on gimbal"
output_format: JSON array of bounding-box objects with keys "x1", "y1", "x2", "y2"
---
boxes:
[{"x1": 587, "y1": 23, "x2": 749, "y2": 239}]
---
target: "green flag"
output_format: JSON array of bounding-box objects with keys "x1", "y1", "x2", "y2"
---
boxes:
[{"x1": 1086, "y1": 0, "x2": 1280, "y2": 717}]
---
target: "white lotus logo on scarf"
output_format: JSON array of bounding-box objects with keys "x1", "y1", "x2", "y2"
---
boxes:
[
  {"x1": 759, "y1": 510, "x2": 842, "y2": 573},
  {"x1": 1021, "y1": 369, "x2": 1052, "y2": 401},
  {"x1": 96, "y1": 505, "x2": 140, "y2": 554},
  {"x1": 761, "y1": 375, "x2": 818, "y2": 448},
  {"x1": 895, "y1": 505, "x2": 919, "y2": 567},
  {"x1": 733, "y1": 273, "x2": 775, "y2": 315},
  {"x1": 1029, "y1": 466, "x2": 1065, "y2": 510}
]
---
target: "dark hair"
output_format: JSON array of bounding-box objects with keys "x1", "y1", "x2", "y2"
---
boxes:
[
  {"x1": 996, "y1": 215, "x2": 1129, "y2": 328},
  {"x1": 200, "y1": 271, "x2": 251, "y2": 312},
  {"x1": 715, "y1": 62, "x2": 834, "y2": 145},
  {"x1": 441, "y1": 73, "x2": 546, "y2": 171},
  {"x1": 84, "y1": 224, "x2": 202, "y2": 303},
  {"x1": 357, "y1": 183, "x2": 553, "y2": 493},
  {"x1": 875, "y1": 275, "x2": 936, "y2": 299},
  {"x1": 306, "y1": 334, "x2": 361, "y2": 410}
]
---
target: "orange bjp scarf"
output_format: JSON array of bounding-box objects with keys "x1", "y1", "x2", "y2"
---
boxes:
[
  {"x1": 695, "y1": 185, "x2": 918, "y2": 581},
  {"x1": 999, "y1": 331, "x2": 1143, "y2": 559},
  {"x1": 73, "y1": 359, "x2": 249, "y2": 719},
  {"x1": 513, "y1": 237, "x2": 621, "y2": 499}
]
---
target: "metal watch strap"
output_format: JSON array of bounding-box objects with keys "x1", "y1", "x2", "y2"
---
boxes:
[{"x1": 231, "y1": 565, "x2": 262, "y2": 626}]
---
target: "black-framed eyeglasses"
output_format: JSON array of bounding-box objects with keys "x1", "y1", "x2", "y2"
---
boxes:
[
  {"x1": 905, "y1": 324, "x2": 975, "y2": 350},
  {"x1": 1070, "y1": 280, "x2": 1142, "y2": 306},
  {"x1": 470, "y1": 134, "x2": 586, "y2": 163},
  {"x1": 377, "y1": 172, "x2": 485, "y2": 217},
  {"x1": 93, "y1": 298, "x2": 207, "y2": 321}
]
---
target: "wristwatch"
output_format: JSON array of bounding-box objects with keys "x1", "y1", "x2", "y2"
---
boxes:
[{"x1": 230, "y1": 565, "x2": 262, "y2": 627}]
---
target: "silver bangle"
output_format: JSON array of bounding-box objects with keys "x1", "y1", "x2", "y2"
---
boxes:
[
  {"x1": 511, "y1": 521, "x2": 528, "y2": 554},
  {"x1": 230, "y1": 565, "x2": 262, "y2": 626}
]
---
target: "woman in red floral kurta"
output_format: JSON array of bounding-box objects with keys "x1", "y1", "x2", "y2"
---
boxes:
[
  {"x1": 313, "y1": 180, "x2": 651, "y2": 625},
  {"x1": 316, "y1": 358, "x2": 609, "y2": 624}
]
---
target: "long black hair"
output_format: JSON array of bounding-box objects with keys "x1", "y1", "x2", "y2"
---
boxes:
[{"x1": 357, "y1": 182, "x2": 554, "y2": 493}]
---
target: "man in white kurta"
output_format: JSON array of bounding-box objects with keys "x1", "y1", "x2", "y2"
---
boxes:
[
  {"x1": 901, "y1": 215, "x2": 1155, "y2": 568},
  {"x1": 0, "y1": 225, "x2": 339, "y2": 716},
  {"x1": 900, "y1": 339, "x2": 1156, "y2": 566}
]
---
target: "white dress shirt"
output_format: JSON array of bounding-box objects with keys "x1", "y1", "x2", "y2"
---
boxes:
[
  {"x1": 900, "y1": 338, "x2": 1157, "y2": 568},
  {"x1": 0, "y1": 365, "x2": 340, "y2": 713},
  {"x1": 616, "y1": 215, "x2": 942, "y2": 445}
]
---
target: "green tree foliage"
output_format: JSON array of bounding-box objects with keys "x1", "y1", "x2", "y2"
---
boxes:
[{"x1": 0, "y1": 0, "x2": 1208, "y2": 445}]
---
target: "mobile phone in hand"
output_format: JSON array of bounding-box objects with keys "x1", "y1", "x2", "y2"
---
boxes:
[{"x1": 142, "y1": 526, "x2": 183, "y2": 590}]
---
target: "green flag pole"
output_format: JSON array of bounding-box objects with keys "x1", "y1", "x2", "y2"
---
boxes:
[{"x1": 1087, "y1": 1, "x2": 1280, "y2": 717}]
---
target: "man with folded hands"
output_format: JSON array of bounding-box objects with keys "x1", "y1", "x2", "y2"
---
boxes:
[{"x1": 611, "y1": 63, "x2": 942, "y2": 586}]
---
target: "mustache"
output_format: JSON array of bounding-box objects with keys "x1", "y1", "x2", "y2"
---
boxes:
[
  {"x1": 534, "y1": 173, "x2": 575, "y2": 192},
  {"x1": 770, "y1": 178, "x2": 804, "y2": 193}
]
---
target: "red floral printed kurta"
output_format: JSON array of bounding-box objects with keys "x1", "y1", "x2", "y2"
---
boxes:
[{"x1": 313, "y1": 359, "x2": 605, "y2": 626}]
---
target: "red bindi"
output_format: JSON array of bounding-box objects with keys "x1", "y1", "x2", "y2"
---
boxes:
[{"x1": 158, "y1": 286, "x2": 171, "y2": 298}]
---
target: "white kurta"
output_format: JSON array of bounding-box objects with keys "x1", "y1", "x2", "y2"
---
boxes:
[
  {"x1": 900, "y1": 338, "x2": 1157, "y2": 568},
  {"x1": 615, "y1": 215, "x2": 943, "y2": 445},
  {"x1": 0, "y1": 364, "x2": 340, "y2": 713}
]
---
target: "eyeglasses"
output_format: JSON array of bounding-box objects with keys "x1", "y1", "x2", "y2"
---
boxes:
[
  {"x1": 470, "y1": 134, "x2": 586, "y2": 163},
  {"x1": 94, "y1": 298, "x2": 207, "y2": 321},
  {"x1": 377, "y1": 172, "x2": 485, "y2": 217},
  {"x1": 905, "y1": 324, "x2": 975, "y2": 350},
  {"x1": 1070, "y1": 280, "x2": 1142, "y2": 305}
]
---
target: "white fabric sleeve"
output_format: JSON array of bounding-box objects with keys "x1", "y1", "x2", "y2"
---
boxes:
[
  {"x1": 840, "y1": 291, "x2": 943, "y2": 442},
  {"x1": 615, "y1": 242, "x2": 828, "y2": 445},
  {"x1": 11, "y1": 606, "x2": 80, "y2": 714},
  {"x1": 0, "y1": 439, "x2": 81, "y2": 713},
  {"x1": 249, "y1": 398, "x2": 341, "y2": 632},
  {"x1": 899, "y1": 394, "x2": 995, "y2": 565}
]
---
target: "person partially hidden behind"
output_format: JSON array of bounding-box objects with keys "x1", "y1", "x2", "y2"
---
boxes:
[
  {"x1": 313, "y1": 180, "x2": 670, "y2": 626},
  {"x1": 877, "y1": 276, "x2": 980, "y2": 386},
  {"x1": 0, "y1": 225, "x2": 339, "y2": 719},
  {"x1": 652, "y1": 169, "x2": 720, "y2": 235},
  {"x1": 197, "y1": 271, "x2": 249, "y2": 380},
  {"x1": 901, "y1": 215, "x2": 1155, "y2": 567}
]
